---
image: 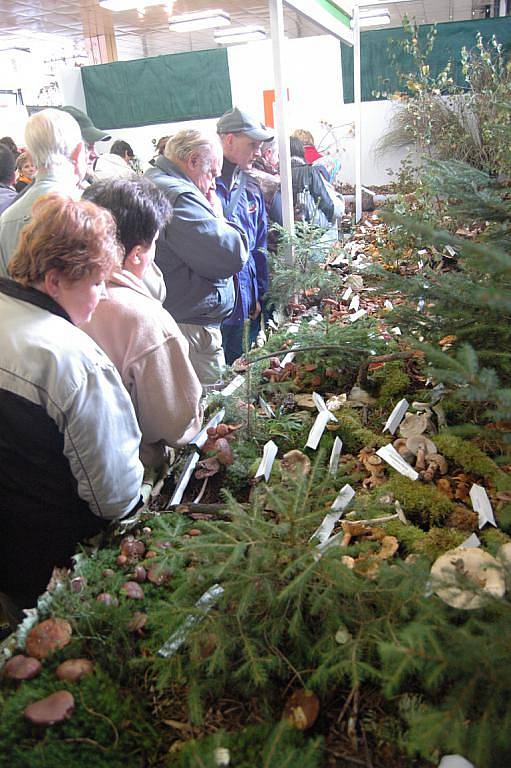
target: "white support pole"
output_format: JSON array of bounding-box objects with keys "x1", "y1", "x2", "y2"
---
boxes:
[
  {"x1": 499, "y1": 0, "x2": 507, "y2": 16},
  {"x1": 269, "y1": 0, "x2": 295, "y2": 263},
  {"x1": 353, "y1": 3, "x2": 362, "y2": 223}
]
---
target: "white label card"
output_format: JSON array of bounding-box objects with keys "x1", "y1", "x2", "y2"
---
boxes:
[
  {"x1": 460, "y1": 533, "x2": 481, "y2": 549},
  {"x1": 342, "y1": 286, "x2": 352, "y2": 301},
  {"x1": 312, "y1": 391, "x2": 338, "y2": 422},
  {"x1": 255, "y1": 440, "x2": 279, "y2": 482},
  {"x1": 383, "y1": 398, "x2": 409, "y2": 435},
  {"x1": 376, "y1": 444, "x2": 419, "y2": 480},
  {"x1": 305, "y1": 410, "x2": 331, "y2": 450},
  {"x1": 281, "y1": 351, "x2": 296, "y2": 366},
  {"x1": 259, "y1": 396, "x2": 275, "y2": 419},
  {"x1": 470, "y1": 483, "x2": 497, "y2": 529},
  {"x1": 329, "y1": 437, "x2": 343, "y2": 475},
  {"x1": 349, "y1": 294, "x2": 360, "y2": 312},
  {"x1": 348, "y1": 309, "x2": 367, "y2": 323},
  {"x1": 384, "y1": 300, "x2": 393, "y2": 310},
  {"x1": 311, "y1": 485, "x2": 355, "y2": 545},
  {"x1": 169, "y1": 452, "x2": 200, "y2": 506},
  {"x1": 220, "y1": 374, "x2": 245, "y2": 397},
  {"x1": 158, "y1": 584, "x2": 224, "y2": 657}
]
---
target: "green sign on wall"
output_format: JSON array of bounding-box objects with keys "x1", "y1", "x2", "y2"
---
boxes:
[{"x1": 82, "y1": 48, "x2": 232, "y2": 130}]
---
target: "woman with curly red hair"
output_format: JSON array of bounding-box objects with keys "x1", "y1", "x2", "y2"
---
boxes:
[{"x1": 0, "y1": 193, "x2": 143, "y2": 629}]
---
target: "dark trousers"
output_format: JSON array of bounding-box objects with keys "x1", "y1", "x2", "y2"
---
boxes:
[{"x1": 221, "y1": 318, "x2": 261, "y2": 365}]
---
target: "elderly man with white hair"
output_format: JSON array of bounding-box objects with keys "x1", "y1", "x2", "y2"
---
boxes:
[
  {"x1": 145, "y1": 129, "x2": 248, "y2": 387},
  {"x1": 0, "y1": 108, "x2": 87, "y2": 277}
]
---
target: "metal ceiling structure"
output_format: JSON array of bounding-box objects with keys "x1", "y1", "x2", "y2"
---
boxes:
[{"x1": 0, "y1": 0, "x2": 503, "y2": 63}]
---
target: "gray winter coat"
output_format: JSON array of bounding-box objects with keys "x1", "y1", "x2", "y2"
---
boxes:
[{"x1": 145, "y1": 157, "x2": 247, "y2": 326}]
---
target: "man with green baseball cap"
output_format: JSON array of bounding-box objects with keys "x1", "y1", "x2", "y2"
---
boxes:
[{"x1": 60, "y1": 106, "x2": 111, "y2": 181}]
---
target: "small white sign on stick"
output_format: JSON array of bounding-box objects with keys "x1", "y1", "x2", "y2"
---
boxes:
[
  {"x1": 470, "y1": 483, "x2": 497, "y2": 529},
  {"x1": 348, "y1": 309, "x2": 367, "y2": 323},
  {"x1": 329, "y1": 437, "x2": 343, "y2": 475},
  {"x1": 348, "y1": 294, "x2": 360, "y2": 313},
  {"x1": 376, "y1": 444, "x2": 419, "y2": 481},
  {"x1": 313, "y1": 391, "x2": 338, "y2": 422},
  {"x1": 310, "y1": 484, "x2": 355, "y2": 544},
  {"x1": 305, "y1": 410, "x2": 331, "y2": 450},
  {"x1": 383, "y1": 398, "x2": 409, "y2": 435},
  {"x1": 220, "y1": 374, "x2": 245, "y2": 397},
  {"x1": 255, "y1": 440, "x2": 279, "y2": 482}
]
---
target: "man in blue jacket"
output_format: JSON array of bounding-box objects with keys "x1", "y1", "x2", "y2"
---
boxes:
[
  {"x1": 216, "y1": 108, "x2": 272, "y2": 365},
  {"x1": 145, "y1": 129, "x2": 248, "y2": 387}
]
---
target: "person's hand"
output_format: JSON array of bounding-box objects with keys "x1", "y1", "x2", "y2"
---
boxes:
[
  {"x1": 249, "y1": 300, "x2": 262, "y2": 320},
  {"x1": 207, "y1": 188, "x2": 224, "y2": 218}
]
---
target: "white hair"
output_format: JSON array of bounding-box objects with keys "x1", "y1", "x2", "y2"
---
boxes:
[
  {"x1": 25, "y1": 108, "x2": 82, "y2": 171},
  {"x1": 165, "y1": 129, "x2": 222, "y2": 171}
]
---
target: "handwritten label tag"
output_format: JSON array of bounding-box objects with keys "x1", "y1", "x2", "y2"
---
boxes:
[
  {"x1": 281, "y1": 351, "x2": 296, "y2": 366},
  {"x1": 259, "y1": 396, "x2": 275, "y2": 419},
  {"x1": 158, "y1": 584, "x2": 224, "y2": 657},
  {"x1": 342, "y1": 286, "x2": 352, "y2": 301},
  {"x1": 190, "y1": 408, "x2": 226, "y2": 448},
  {"x1": 313, "y1": 391, "x2": 338, "y2": 422},
  {"x1": 169, "y1": 452, "x2": 200, "y2": 506},
  {"x1": 348, "y1": 309, "x2": 367, "y2": 323},
  {"x1": 305, "y1": 410, "x2": 331, "y2": 450},
  {"x1": 349, "y1": 294, "x2": 360, "y2": 313},
  {"x1": 383, "y1": 398, "x2": 409, "y2": 435},
  {"x1": 470, "y1": 484, "x2": 497, "y2": 529},
  {"x1": 329, "y1": 437, "x2": 343, "y2": 475},
  {"x1": 255, "y1": 440, "x2": 279, "y2": 482},
  {"x1": 376, "y1": 444, "x2": 419, "y2": 480},
  {"x1": 220, "y1": 374, "x2": 245, "y2": 397},
  {"x1": 310, "y1": 485, "x2": 355, "y2": 544}
]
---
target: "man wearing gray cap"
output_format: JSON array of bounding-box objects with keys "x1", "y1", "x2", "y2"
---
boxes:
[{"x1": 216, "y1": 107, "x2": 273, "y2": 364}]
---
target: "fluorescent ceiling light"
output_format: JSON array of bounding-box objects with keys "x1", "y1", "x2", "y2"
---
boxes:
[
  {"x1": 169, "y1": 9, "x2": 230, "y2": 32},
  {"x1": 214, "y1": 26, "x2": 267, "y2": 45},
  {"x1": 99, "y1": 0, "x2": 168, "y2": 11},
  {"x1": 357, "y1": 8, "x2": 391, "y2": 27}
]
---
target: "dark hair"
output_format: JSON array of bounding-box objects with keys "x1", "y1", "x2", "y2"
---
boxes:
[
  {"x1": 110, "y1": 140, "x2": 134, "y2": 159},
  {"x1": 9, "y1": 194, "x2": 121, "y2": 286},
  {"x1": 0, "y1": 136, "x2": 19, "y2": 157},
  {"x1": 0, "y1": 144, "x2": 16, "y2": 184},
  {"x1": 83, "y1": 178, "x2": 172, "y2": 257},
  {"x1": 290, "y1": 137, "x2": 305, "y2": 159}
]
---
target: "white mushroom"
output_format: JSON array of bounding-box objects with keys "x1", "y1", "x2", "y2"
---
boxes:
[{"x1": 430, "y1": 548, "x2": 505, "y2": 609}]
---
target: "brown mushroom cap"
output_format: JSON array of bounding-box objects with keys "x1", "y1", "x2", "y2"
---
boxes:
[
  {"x1": 393, "y1": 438, "x2": 415, "y2": 464},
  {"x1": 24, "y1": 690, "x2": 75, "y2": 726},
  {"x1": 121, "y1": 581, "x2": 145, "y2": 599},
  {"x1": 214, "y1": 437, "x2": 234, "y2": 466},
  {"x1": 56, "y1": 659, "x2": 93, "y2": 682},
  {"x1": 3, "y1": 655, "x2": 42, "y2": 681},
  {"x1": 127, "y1": 612, "x2": 148, "y2": 633},
  {"x1": 283, "y1": 689, "x2": 320, "y2": 730},
  {"x1": 425, "y1": 453, "x2": 448, "y2": 474},
  {"x1": 281, "y1": 450, "x2": 312, "y2": 477},
  {"x1": 405, "y1": 435, "x2": 437, "y2": 456},
  {"x1": 25, "y1": 619, "x2": 72, "y2": 660},
  {"x1": 399, "y1": 412, "x2": 430, "y2": 438}
]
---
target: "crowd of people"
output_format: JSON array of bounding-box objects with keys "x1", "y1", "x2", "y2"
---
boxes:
[{"x1": 0, "y1": 105, "x2": 343, "y2": 629}]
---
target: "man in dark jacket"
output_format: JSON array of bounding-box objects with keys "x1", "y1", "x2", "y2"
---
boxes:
[
  {"x1": 216, "y1": 107, "x2": 273, "y2": 364},
  {"x1": 145, "y1": 129, "x2": 248, "y2": 386}
]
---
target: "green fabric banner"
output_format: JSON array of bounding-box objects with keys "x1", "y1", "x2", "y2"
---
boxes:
[
  {"x1": 81, "y1": 48, "x2": 232, "y2": 129},
  {"x1": 341, "y1": 16, "x2": 511, "y2": 103}
]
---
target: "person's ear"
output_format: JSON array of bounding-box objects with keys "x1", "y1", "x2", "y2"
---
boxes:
[
  {"x1": 126, "y1": 245, "x2": 142, "y2": 266},
  {"x1": 43, "y1": 268, "x2": 62, "y2": 300}
]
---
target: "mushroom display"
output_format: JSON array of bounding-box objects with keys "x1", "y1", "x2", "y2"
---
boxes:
[
  {"x1": 358, "y1": 448, "x2": 387, "y2": 489},
  {"x1": 24, "y1": 691, "x2": 75, "y2": 726},
  {"x1": 282, "y1": 689, "x2": 320, "y2": 730},
  {"x1": 430, "y1": 548, "x2": 506, "y2": 609},
  {"x1": 56, "y1": 658, "x2": 93, "y2": 682},
  {"x1": 3, "y1": 655, "x2": 42, "y2": 681},
  {"x1": 25, "y1": 618, "x2": 72, "y2": 660}
]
